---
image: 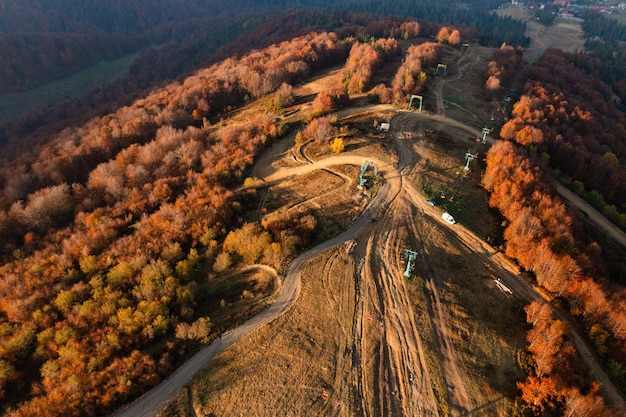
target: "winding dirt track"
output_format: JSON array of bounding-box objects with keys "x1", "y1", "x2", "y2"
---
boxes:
[
  {"x1": 112, "y1": 142, "x2": 405, "y2": 417},
  {"x1": 113, "y1": 106, "x2": 626, "y2": 416},
  {"x1": 114, "y1": 110, "x2": 453, "y2": 416}
]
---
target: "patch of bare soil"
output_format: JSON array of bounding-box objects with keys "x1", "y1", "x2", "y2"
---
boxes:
[
  {"x1": 190, "y1": 247, "x2": 361, "y2": 416},
  {"x1": 263, "y1": 167, "x2": 366, "y2": 242},
  {"x1": 198, "y1": 267, "x2": 279, "y2": 326}
]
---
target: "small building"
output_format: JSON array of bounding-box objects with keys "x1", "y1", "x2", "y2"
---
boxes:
[{"x1": 379, "y1": 122, "x2": 390, "y2": 132}]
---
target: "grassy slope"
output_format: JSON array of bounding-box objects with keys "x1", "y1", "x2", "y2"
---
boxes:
[{"x1": 0, "y1": 52, "x2": 141, "y2": 123}]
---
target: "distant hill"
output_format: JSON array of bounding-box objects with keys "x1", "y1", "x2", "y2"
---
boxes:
[{"x1": 0, "y1": 0, "x2": 528, "y2": 92}]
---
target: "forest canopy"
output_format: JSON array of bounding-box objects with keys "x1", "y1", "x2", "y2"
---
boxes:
[{"x1": 0, "y1": 29, "x2": 353, "y2": 416}]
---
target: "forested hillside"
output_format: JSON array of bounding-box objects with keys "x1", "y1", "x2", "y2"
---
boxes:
[
  {"x1": 483, "y1": 45, "x2": 626, "y2": 414},
  {"x1": 0, "y1": 13, "x2": 468, "y2": 414},
  {"x1": 0, "y1": 15, "x2": 449, "y2": 414},
  {"x1": 0, "y1": 0, "x2": 279, "y2": 92},
  {"x1": 501, "y1": 48, "x2": 626, "y2": 240},
  {"x1": 0, "y1": 0, "x2": 528, "y2": 143},
  {"x1": 577, "y1": 10, "x2": 626, "y2": 98},
  {"x1": 484, "y1": 140, "x2": 626, "y2": 414}
]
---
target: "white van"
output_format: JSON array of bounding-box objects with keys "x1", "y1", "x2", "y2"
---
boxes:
[{"x1": 442, "y1": 212, "x2": 456, "y2": 224}]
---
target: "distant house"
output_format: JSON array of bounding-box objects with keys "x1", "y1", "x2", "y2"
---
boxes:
[{"x1": 379, "y1": 123, "x2": 390, "y2": 132}]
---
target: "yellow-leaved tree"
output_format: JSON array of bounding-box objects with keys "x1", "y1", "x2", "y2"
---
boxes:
[{"x1": 331, "y1": 137, "x2": 344, "y2": 154}]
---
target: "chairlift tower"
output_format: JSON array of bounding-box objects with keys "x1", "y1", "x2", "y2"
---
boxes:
[
  {"x1": 502, "y1": 96, "x2": 512, "y2": 112},
  {"x1": 464, "y1": 150, "x2": 478, "y2": 171},
  {"x1": 402, "y1": 249, "x2": 419, "y2": 277},
  {"x1": 359, "y1": 160, "x2": 377, "y2": 188},
  {"x1": 408, "y1": 94, "x2": 423, "y2": 112},
  {"x1": 436, "y1": 64, "x2": 447, "y2": 76},
  {"x1": 481, "y1": 127, "x2": 491, "y2": 144}
]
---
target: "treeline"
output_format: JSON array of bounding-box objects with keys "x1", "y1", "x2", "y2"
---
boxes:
[
  {"x1": 580, "y1": 10, "x2": 626, "y2": 43},
  {"x1": 0, "y1": 30, "x2": 353, "y2": 416},
  {"x1": 0, "y1": 1, "x2": 281, "y2": 92},
  {"x1": 0, "y1": 13, "x2": 271, "y2": 93},
  {"x1": 0, "y1": 0, "x2": 528, "y2": 128},
  {"x1": 338, "y1": 36, "x2": 402, "y2": 94},
  {"x1": 0, "y1": 0, "x2": 277, "y2": 34},
  {"x1": 3, "y1": 0, "x2": 528, "y2": 47},
  {"x1": 0, "y1": 0, "x2": 530, "y2": 94},
  {"x1": 484, "y1": 45, "x2": 524, "y2": 96},
  {"x1": 519, "y1": 301, "x2": 610, "y2": 416},
  {"x1": 0, "y1": 10, "x2": 465, "y2": 144},
  {"x1": 581, "y1": 38, "x2": 626, "y2": 99},
  {"x1": 484, "y1": 141, "x2": 626, "y2": 415},
  {"x1": 368, "y1": 40, "x2": 443, "y2": 105},
  {"x1": 500, "y1": 48, "x2": 626, "y2": 235},
  {"x1": 0, "y1": 32, "x2": 144, "y2": 92},
  {"x1": 305, "y1": 29, "x2": 446, "y2": 136},
  {"x1": 577, "y1": 10, "x2": 626, "y2": 93},
  {"x1": 0, "y1": 10, "x2": 316, "y2": 143},
  {"x1": 324, "y1": 0, "x2": 529, "y2": 47}
]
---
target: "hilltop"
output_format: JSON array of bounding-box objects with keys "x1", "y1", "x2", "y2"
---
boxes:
[{"x1": 1, "y1": 6, "x2": 626, "y2": 417}]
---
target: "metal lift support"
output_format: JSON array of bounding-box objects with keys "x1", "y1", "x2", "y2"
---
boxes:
[
  {"x1": 408, "y1": 94, "x2": 423, "y2": 111},
  {"x1": 502, "y1": 96, "x2": 512, "y2": 112},
  {"x1": 403, "y1": 249, "x2": 419, "y2": 277},
  {"x1": 481, "y1": 127, "x2": 491, "y2": 144},
  {"x1": 436, "y1": 64, "x2": 447, "y2": 76},
  {"x1": 359, "y1": 160, "x2": 377, "y2": 188},
  {"x1": 464, "y1": 150, "x2": 478, "y2": 171}
]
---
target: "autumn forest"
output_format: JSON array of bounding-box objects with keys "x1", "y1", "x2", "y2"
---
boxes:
[{"x1": 1, "y1": 1, "x2": 626, "y2": 416}]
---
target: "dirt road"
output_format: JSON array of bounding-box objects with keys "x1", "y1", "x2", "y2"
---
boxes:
[
  {"x1": 114, "y1": 76, "x2": 626, "y2": 416},
  {"x1": 393, "y1": 111, "x2": 626, "y2": 412},
  {"x1": 433, "y1": 52, "x2": 476, "y2": 116},
  {"x1": 114, "y1": 108, "x2": 625, "y2": 416},
  {"x1": 552, "y1": 181, "x2": 626, "y2": 249},
  {"x1": 113, "y1": 142, "x2": 429, "y2": 416}
]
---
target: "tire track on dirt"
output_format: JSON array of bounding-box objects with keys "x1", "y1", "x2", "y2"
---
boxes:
[
  {"x1": 393, "y1": 113, "x2": 477, "y2": 416},
  {"x1": 385, "y1": 199, "x2": 444, "y2": 417},
  {"x1": 365, "y1": 193, "x2": 440, "y2": 416},
  {"x1": 434, "y1": 51, "x2": 475, "y2": 115},
  {"x1": 422, "y1": 267, "x2": 472, "y2": 417},
  {"x1": 363, "y1": 235, "x2": 395, "y2": 417},
  {"x1": 319, "y1": 248, "x2": 360, "y2": 416}
]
